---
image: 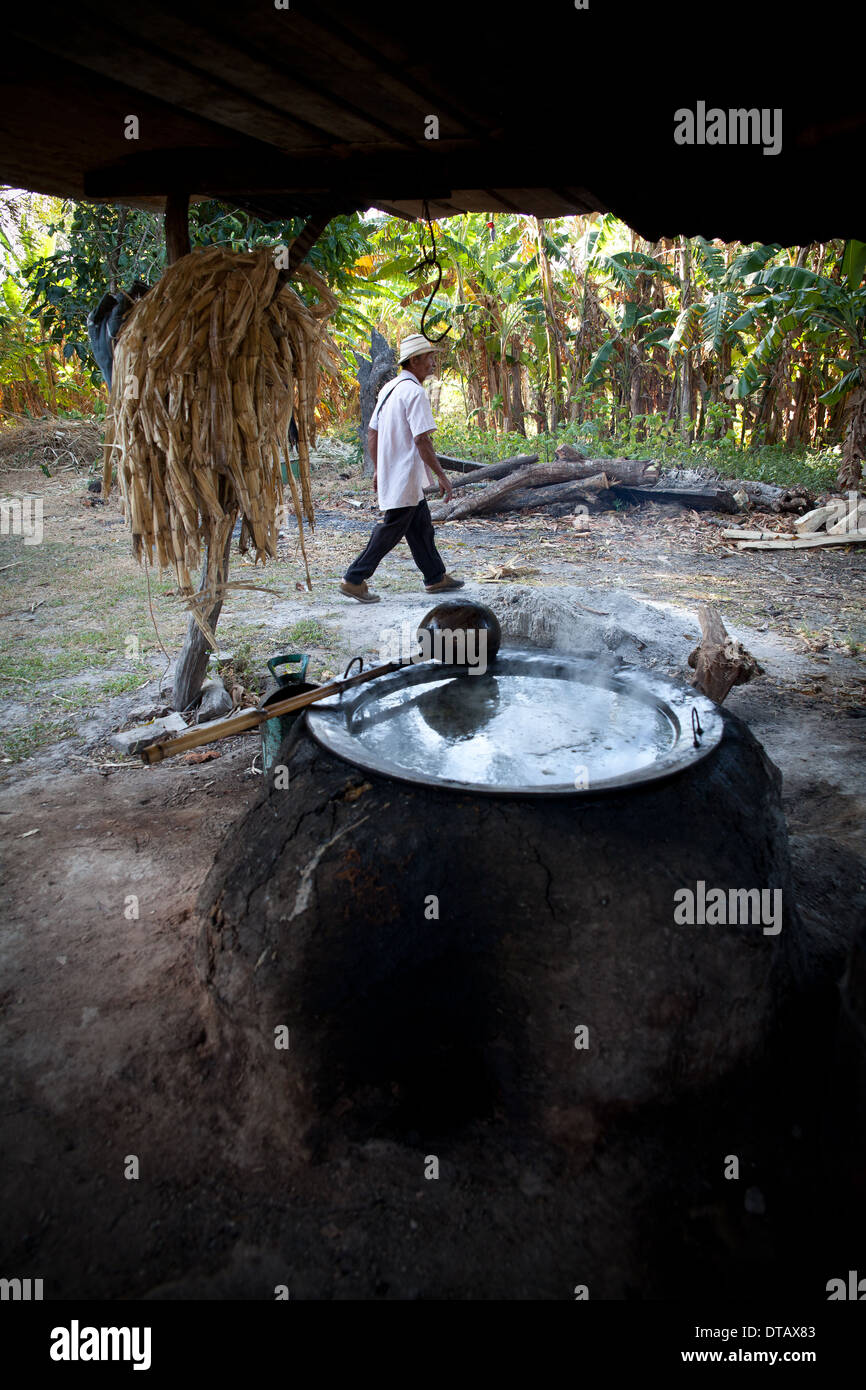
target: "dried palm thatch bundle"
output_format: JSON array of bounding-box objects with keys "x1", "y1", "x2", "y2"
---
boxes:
[{"x1": 103, "y1": 244, "x2": 338, "y2": 612}]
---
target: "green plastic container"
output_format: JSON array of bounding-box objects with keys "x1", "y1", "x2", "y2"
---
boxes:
[{"x1": 259, "y1": 652, "x2": 315, "y2": 772}]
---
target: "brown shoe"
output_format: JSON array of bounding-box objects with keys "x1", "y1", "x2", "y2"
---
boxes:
[
  {"x1": 424, "y1": 573, "x2": 465, "y2": 593},
  {"x1": 340, "y1": 579, "x2": 381, "y2": 603}
]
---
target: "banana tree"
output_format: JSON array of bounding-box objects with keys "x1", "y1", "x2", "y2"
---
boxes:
[
  {"x1": 733, "y1": 241, "x2": 866, "y2": 488},
  {"x1": 430, "y1": 215, "x2": 546, "y2": 431},
  {"x1": 580, "y1": 218, "x2": 678, "y2": 425},
  {"x1": 666, "y1": 240, "x2": 780, "y2": 438}
]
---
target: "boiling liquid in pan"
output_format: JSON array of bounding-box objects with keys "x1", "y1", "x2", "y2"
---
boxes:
[{"x1": 347, "y1": 671, "x2": 676, "y2": 788}]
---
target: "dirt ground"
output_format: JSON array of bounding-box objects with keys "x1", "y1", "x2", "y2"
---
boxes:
[{"x1": 1, "y1": 443, "x2": 865, "y2": 1298}]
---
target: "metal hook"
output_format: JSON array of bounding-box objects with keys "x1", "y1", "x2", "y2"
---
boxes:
[
  {"x1": 691, "y1": 707, "x2": 703, "y2": 747},
  {"x1": 343, "y1": 655, "x2": 364, "y2": 679},
  {"x1": 408, "y1": 200, "x2": 451, "y2": 345}
]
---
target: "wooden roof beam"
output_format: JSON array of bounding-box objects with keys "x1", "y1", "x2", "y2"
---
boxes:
[
  {"x1": 11, "y1": 3, "x2": 481, "y2": 156},
  {"x1": 82, "y1": 141, "x2": 604, "y2": 201}
]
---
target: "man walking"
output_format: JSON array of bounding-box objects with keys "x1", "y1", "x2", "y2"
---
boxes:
[{"x1": 340, "y1": 334, "x2": 464, "y2": 603}]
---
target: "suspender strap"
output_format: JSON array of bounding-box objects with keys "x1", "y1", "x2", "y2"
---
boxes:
[{"x1": 372, "y1": 372, "x2": 413, "y2": 424}]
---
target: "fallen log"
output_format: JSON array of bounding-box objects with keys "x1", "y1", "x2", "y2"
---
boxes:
[
  {"x1": 610, "y1": 484, "x2": 738, "y2": 513},
  {"x1": 481, "y1": 476, "x2": 610, "y2": 512},
  {"x1": 727, "y1": 478, "x2": 814, "y2": 513},
  {"x1": 688, "y1": 605, "x2": 762, "y2": 704},
  {"x1": 434, "y1": 453, "x2": 486, "y2": 474},
  {"x1": 557, "y1": 453, "x2": 659, "y2": 486},
  {"x1": 430, "y1": 456, "x2": 657, "y2": 522},
  {"x1": 445, "y1": 452, "x2": 539, "y2": 489}
]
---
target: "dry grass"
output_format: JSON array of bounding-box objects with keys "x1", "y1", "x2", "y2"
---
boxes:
[
  {"x1": 103, "y1": 245, "x2": 338, "y2": 615},
  {"x1": 0, "y1": 416, "x2": 104, "y2": 473}
]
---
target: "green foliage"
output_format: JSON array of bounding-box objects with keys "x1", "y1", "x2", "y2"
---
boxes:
[
  {"x1": 432, "y1": 414, "x2": 839, "y2": 491},
  {"x1": 841, "y1": 239, "x2": 866, "y2": 290},
  {"x1": 0, "y1": 188, "x2": 103, "y2": 411},
  {"x1": 282, "y1": 617, "x2": 330, "y2": 648},
  {"x1": 2, "y1": 191, "x2": 859, "y2": 490},
  {"x1": 734, "y1": 242, "x2": 866, "y2": 407},
  {"x1": 25, "y1": 202, "x2": 162, "y2": 379},
  {"x1": 0, "y1": 720, "x2": 75, "y2": 764},
  {"x1": 20, "y1": 199, "x2": 378, "y2": 386}
]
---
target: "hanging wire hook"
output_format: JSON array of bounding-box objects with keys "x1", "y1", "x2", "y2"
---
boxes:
[
  {"x1": 691, "y1": 707, "x2": 703, "y2": 747},
  {"x1": 407, "y1": 200, "x2": 451, "y2": 345}
]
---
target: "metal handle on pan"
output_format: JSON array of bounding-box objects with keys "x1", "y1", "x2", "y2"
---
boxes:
[{"x1": 267, "y1": 652, "x2": 310, "y2": 684}]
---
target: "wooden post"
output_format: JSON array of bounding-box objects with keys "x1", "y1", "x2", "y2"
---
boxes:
[
  {"x1": 173, "y1": 529, "x2": 234, "y2": 712},
  {"x1": 170, "y1": 203, "x2": 334, "y2": 710},
  {"x1": 164, "y1": 190, "x2": 190, "y2": 264},
  {"x1": 163, "y1": 186, "x2": 221, "y2": 712},
  {"x1": 281, "y1": 210, "x2": 335, "y2": 276}
]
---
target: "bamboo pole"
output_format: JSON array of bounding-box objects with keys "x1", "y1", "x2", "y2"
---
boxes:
[{"x1": 141, "y1": 661, "x2": 401, "y2": 764}]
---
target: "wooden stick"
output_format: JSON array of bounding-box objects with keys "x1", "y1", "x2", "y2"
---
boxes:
[
  {"x1": 141, "y1": 660, "x2": 400, "y2": 764},
  {"x1": 736, "y1": 531, "x2": 866, "y2": 550},
  {"x1": 721, "y1": 528, "x2": 781, "y2": 540}
]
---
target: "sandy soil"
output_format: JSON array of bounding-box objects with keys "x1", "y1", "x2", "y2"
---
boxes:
[{"x1": 1, "y1": 450, "x2": 864, "y2": 1298}]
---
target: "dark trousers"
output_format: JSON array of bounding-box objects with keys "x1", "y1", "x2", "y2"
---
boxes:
[{"x1": 344, "y1": 499, "x2": 446, "y2": 586}]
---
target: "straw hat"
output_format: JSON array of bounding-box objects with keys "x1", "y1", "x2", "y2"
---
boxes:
[{"x1": 398, "y1": 333, "x2": 445, "y2": 364}]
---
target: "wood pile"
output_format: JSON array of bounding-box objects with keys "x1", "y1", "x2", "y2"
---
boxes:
[
  {"x1": 721, "y1": 493, "x2": 866, "y2": 550},
  {"x1": 103, "y1": 244, "x2": 337, "y2": 604},
  {"x1": 429, "y1": 444, "x2": 817, "y2": 521},
  {"x1": 428, "y1": 443, "x2": 657, "y2": 522}
]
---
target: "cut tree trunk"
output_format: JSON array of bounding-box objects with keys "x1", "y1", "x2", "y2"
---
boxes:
[
  {"x1": 687, "y1": 605, "x2": 762, "y2": 704},
  {"x1": 555, "y1": 443, "x2": 658, "y2": 485}
]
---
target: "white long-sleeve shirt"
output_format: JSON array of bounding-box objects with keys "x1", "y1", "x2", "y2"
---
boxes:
[{"x1": 369, "y1": 371, "x2": 437, "y2": 510}]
